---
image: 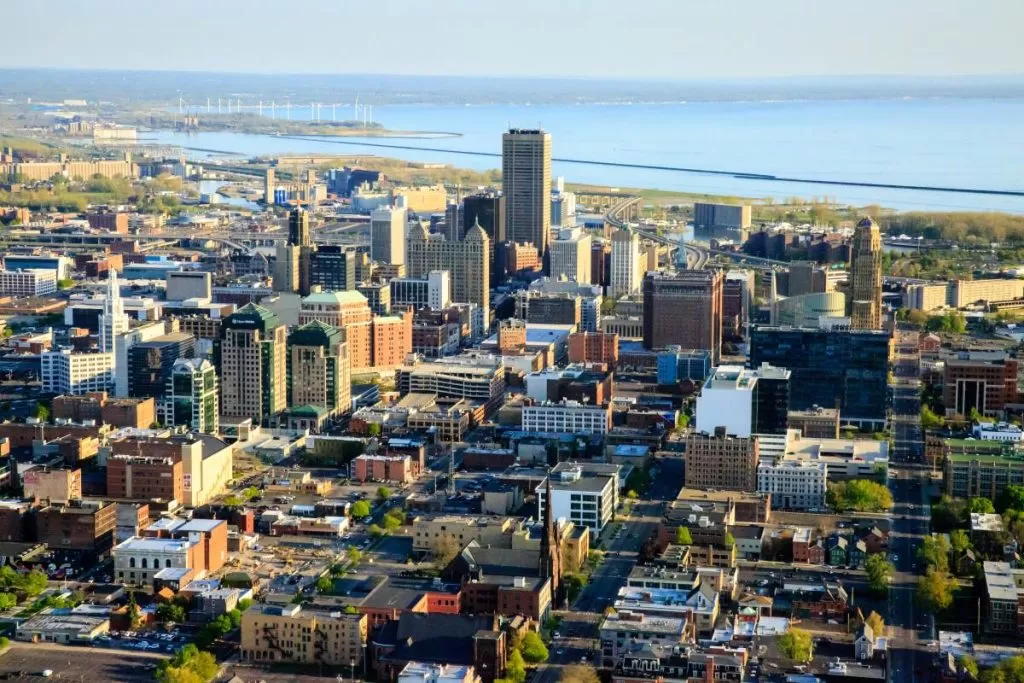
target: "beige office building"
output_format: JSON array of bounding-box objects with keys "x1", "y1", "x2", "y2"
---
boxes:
[
  {"x1": 610, "y1": 229, "x2": 642, "y2": 297},
  {"x1": 241, "y1": 604, "x2": 368, "y2": 667},
  {"x1": 503, "y1": 129, "x2": 552, "y2": 255},
  {"x1": 406, "y1": 222, "x2": 490, "y2": 327},
  {"x1": 371, "y1": 206, "x2": 407, "y2": 266},
  {"x1": 848, "y1": 218, "x2": 883, "y2": 330},
  {"x1": 549, "y1": 228, "x2": 592, "y2": 283}
]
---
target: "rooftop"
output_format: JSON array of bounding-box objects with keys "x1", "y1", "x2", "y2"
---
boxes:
[{"x1": 599, "y1": 610, "x2": 687, "y2": 635}]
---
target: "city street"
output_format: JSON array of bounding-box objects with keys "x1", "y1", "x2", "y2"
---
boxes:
[{"x1": 891, "y1": 329, "x2": 924, "y2": 463}]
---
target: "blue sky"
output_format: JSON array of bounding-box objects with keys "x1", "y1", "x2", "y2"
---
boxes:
[{"x1": 3, "y1": 0, "x2": 1022, "y2": 79}]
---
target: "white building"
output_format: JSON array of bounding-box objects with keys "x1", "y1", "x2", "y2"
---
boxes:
[
  {"x1": 757, "y1": 457, "x2": 828, "y2": 510},
  {"x1": 113, "y1": 536, "x2": 196, "y2": 585},
  {"x1": 390, "y1": 270, "x2": 451, "y2": 310},
  {"x1": 973, "y1": 422, "x2": 1024, "y2": 442},
  {"x1": 371, "y1": 205, "x2": 407, "y2": 265},
  {"x1": 549, "y1": 228, "x2": 592, "y2": 284},
  {"x1": 522, "y1": 400, "x2": 611, "y2": 435},
  {"x1": 0, "y1": 268, "x2": 57, "y2": 296},
  {"x1": 166, "y1": 270, "x2": 213, "y2": 301},
  {"x1": 99, "y1": 269, "x2": 129, "y2": 354},
  {"x1": 536, "y1": 465, "x2": 616, "y2": 532},
  {"x1": 41, "y1": 349, "x2": 114, "y2": 395},
  {"x1": 610, "y1": 228, "x2": 641, "y2": 297},
  {"x1": 696, "y1": 365, "x2": 757, "y2": 437}
]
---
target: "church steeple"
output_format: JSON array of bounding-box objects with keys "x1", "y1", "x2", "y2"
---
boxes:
[{"x1": 539, "y1": 474, "x2": 562, "y2": 603}]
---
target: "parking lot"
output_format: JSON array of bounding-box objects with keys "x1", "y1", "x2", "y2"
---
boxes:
[
  {"x1": 93, "y1": 628, "x2": 187, "y2": 655},
  {"x1": 0, "y1": 642, "x2": 165, "y2": 682}
]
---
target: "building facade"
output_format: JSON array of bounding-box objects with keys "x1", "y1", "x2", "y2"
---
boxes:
[
  {"x1": 642, "y1": 270, "x2": 724, "y2": 363},
  {"x1": 162, "y1": 358, "x2": 220, "y2": 434},
  {"x1": 684, "y1": 429, "x2": 759, "y2": 492},
  {"x1": 610, "y1": 229, "x2": 642, "y2": 297},
  {"x1": 406, "y1": 222, "x2": 489, "y2": 327},
  {"x1": 217, "y1": 304, "x2": 288, "y2": 425},
  {"x1": 848, "y1": 218, "x2": 883, "y2": 330},
  {"x1": 502, "y1": 129, "x2": 552, "y2": 256},
  {"x1": 287, "y1": 320, "x2": 352, "y2": 417}
]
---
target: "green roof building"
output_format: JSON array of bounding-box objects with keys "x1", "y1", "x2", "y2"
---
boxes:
[
  {"x1": 217, "y1": 303, "x2": 288, "y2": 425},
  {"x1": 287, "y1": 319, "x2": 351, "y2": 424}
]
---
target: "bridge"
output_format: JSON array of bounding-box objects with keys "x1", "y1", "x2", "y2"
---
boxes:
[{"x1": 603, "y1": 196, "x2": 709, "y2": 270}]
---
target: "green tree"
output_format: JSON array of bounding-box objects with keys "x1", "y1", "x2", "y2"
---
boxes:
[
  {"x1": 969, "y1": 407, "x2": 984, "y2": 424},
  {"x1": 383, "y1": 512, "x2": 403, "y2": 531},
  {"x1": 865, "y1": 554, "x2": 894, "y2": 595},
  {"x1": 826, "y1": 480, "x2": 893, "y2": 512},
  {"x1": 157, "y1": 602, "x2": 187, "y2": 624},
  {"x1": 520, "y1": 631, "x2": 549, "y2": 664},
  {"x1": 0, "y1": 592, "x2": 17, "y2": 610},
  {"x1": 346, "y1": 546, "x2": 363, "y2": 565},
  {"x1": 949, "y1": 529, "x2": 972, "y2": 555},
  {"x1": 723, "y1": 532, "x2": 736, "y2": 548},
  {"x1": 350, "y1": 500, "x2": 371, "y2": 518},
  {"x1": 958, "y1": 655, "x2": 979, "y2": 678},
  {"x1": 376, "y1": 486, "x2": 392, "y2": 501},
  {"x1": 242, "y1": 487, "x2": 260, "y2": 500},
  {"x1": 506, "y1": 648, "x2": 527, "y2": 683},
  {"x1": 33, "y1": 402, "x2": 50, "y2": 422},
  {"x1": 779, "y1": 627, "x2": 814, "y2": 663},
  {"x1": 368, "y1": 523, "x2": 385, "y2": 538},
  {"x1": 237, "y1": 598, "x2": 252, "y2": 612},
  {"x1": 223, "y1": 495, "x2": 242, "y2": 507},
  {"x1": 920, "y1": 405, "x2": 944, "y2": 430},
  {"x1": 917, "y1": 568, "x2": 956, "y2": 611},
  {"x1": 56, "y1": 278, "x2": 74, "y2": 290},
  {"x1": 366, "y1": 423, "x2": 382, "y2": 437},
  {"x1": 864, "y1": 611, "x2": 885, "y2": 636},
  {"x1": 675, "y1": 527, "x2": 693, "y2": 545},
  {"x1": 562, "y1": 573, "x2": 587, "y2": 604},
  {"x1": 316, "y1": 576, "x2": 333, "y2": 594},
  {"x1": 918, "y1": 535, "x2": 952, "y2": 573},
  {"x1": 126, "y1": 591, "x2": 143, "y2": 628},
  {"x1": 998, "y1": 484, "x2": 1024, "y2": 513},
  {"x1": 967, "y1": 497, "x2": 996, "y2": 515},
  {"x1": 434, "y1": 534, "x2": 461, "y2": 570}
]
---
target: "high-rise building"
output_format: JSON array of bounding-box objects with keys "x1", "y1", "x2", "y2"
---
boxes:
[
  {"x1": 370, "y1": 206, "x2": 407, "y2": 265},
  {"x1": 287, "y1": 320, "x2": 352, "y2": 416},
  {"x1": 406, "y1": 221, "x2": 489, "y2": 327},
  {"x1": 127, "y1": 332, "x2": 196, "y2": 399},
  {"x1": 684, "y1": 428, "x2": 759, "y2": 492},
  {"x1": 503, "y1": 129, "x2": 551, "y2": 256},
  {"x1": 463, "y1": 192, "x2": 505, "y2": 286},
  {"x1": 298, "y1": 291, "x2": 412, "y2": 373},
  {"x1": 692, "y1": 202, "x2": 752, "y2": 242},
  {"x1": 610, "y1": 229, "x2": 641, "y2": 297},
  {"x1": 162, "y1": 358, "x2": 219, "y2": 434},
  {"x1": 264, "y1": 168, "x2": 275, "y2": 204},
  {"x1": 642, "y1": 270, "x2": 724, "y2": 363},
  {"x1": 289, "y1": 207, "x2": 311, "y2": 247},
  {"x1": 41, "y1": 349, "x2": 115, "y2": 395},
  {"x1": 444, "y1": 200, "x2": 463, "y2": 242},
  {"x1": 753, "y1": 363, "x2": 792, "y2": 435},
  {"x1": 750, "y1": 326, "x2": 891, "y2": 430},
  {"x1": 549, "y1": 228, "x2": 592, "y2": 283},
  {"x1": 309, "y1": 246, "x2": 356, "y2": 292},
  {"x1": 391, "y1": 270, "x2": 452, "y2": 310},
  {"x1": 848, "y1": 217, "x2": 883, "y2": 330},
  {"x1": 217, "y1": 303, "x2": 288, "y2": 425},
  {"x1": 99, "y1": 269, "x2": 129, "y2": 354},
  {"x1": 273, "y1": 208, "x2": 314, "y2": 295},
  {"x1": 695, "y1": 364, "x2": 790, "y2": 438}
]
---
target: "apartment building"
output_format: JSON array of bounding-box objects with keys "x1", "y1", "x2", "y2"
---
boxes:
[
  {"x1": 522, "y1": 400, "x2": 612, "y2": 436},
  {"x1": 757, "y1": 457, "x2": 828, "y2": 510},
  {"x1": 982, "y1": 561, "x2": 1024, "y2": 635},
  {"x1": 567, "y1": 332, "x2": 618, "y2": 368},
  {"x1": 599, "y1": 610, "x2": 688, "y2": 669},
  {"x1": 684, "y1": 428, "x2": 759, "y2": 492},
  {"x1": 0, "y1": 268, "x2": 57, "y2": 296},
  {"x1": 241, "y1": 604, "x2": 368, "y2": 667},
  {"x1": 41, "y1": 350, "x2": 115, "y2": 395},
  {"x1": 412, "y1": 515, "x2": 516, "y2": 554}
]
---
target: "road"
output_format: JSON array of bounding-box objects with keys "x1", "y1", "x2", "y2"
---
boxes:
[
  {"x1": 886, "y1": 469, "x2": 934, "y2": 683},
  {"x1": 891, "y1": 329, "x2": 924, "y2": 463}
]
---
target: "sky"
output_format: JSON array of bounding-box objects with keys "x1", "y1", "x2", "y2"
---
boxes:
[{"x1": 2, "y1": 0, "x2": 1023, "y2": 80}]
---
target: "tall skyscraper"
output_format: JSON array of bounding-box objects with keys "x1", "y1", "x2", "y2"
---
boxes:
[
  {"x1": 549, "y1": 228, "x2": 592, "y2": 283},
  {"x1": 848, "y1": 217, "x2": 883, "y2": 330},
  {"x1": 162, "y1": 358, "x2": 220, "y2": 434},
  {"x1": 463, "y1": 192, "x2": 505, "y2": 286},
  {"x1": 642, "y1": 270, "x2": 724, "y2": 363},
  {"x1": 289, "y1": 207, "x2": 311, "y2": 247},
  {"x1": 370, "y1": 206, "x2": 407, "y2": 265},
  {"x1": 406, "y1": 220, "x2": 490, "y2": 327},
  {"x1": 610, "y1": 229, "x2": 641, "y2": 297},
  {"x1": 502, "y1": 129, "x2": 551, "y2": 256},
  {"x1": 99, "y1": 269, "x2": 129, "y2": 354},
  {"x1": 217, "y1": 303, "x2": 287, "y2": 425},
  {"x1": 127, "y1": 332, "x2": 196, "y2": 398},
  {"x1": 310, "y1": 246, "x2": 356, "y2": 292},
  {"x1": 274, "y1": 207, "x2": 313, "y2": 294},
  {"x1": 287, "y1": 320, "x2": 352, "y2": 416}
]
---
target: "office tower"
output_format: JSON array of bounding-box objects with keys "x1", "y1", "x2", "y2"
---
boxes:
[
  {"x1": 610, "y1": 229, "x2": 641, "y2": 297},
  {"x1": 549, "y1": 228, "x2": 592, "y2": 283},
  {"x1": 298, "y1": 291, "x2": 412, "y2": 373},
  {"x1": 356, "y1": 281, "x2": 391, "y2": 316},
  {"x1": 310, "y1": 246, "x2": 356, "y2": 292},
  {"x1": 750, "y1": 327, "x2": 891, "y2": 430},
  {"x1": 289, "y1": 207, "x2": 311, "y2": 247},
  {"x1": 848, "y1": 217, "x2": 883, "y2": 330},
  {"x1": 217, "y1": 303, "x2": 287, "y2": 425},
  {"x1": 406, "y1": 221, "x2": 489, "y2": 327},
  {"x1": 684, "y1": 427, "x2": 759, "y2": 492},
  {"x1": 722, "y1": 270, "x2": 754, "y2": 340},
  {"x1": 127, "y1": 332, "x2": 196, "y2": 398},
  {"x1": 692, "y1": 202, "x2": 752, "y2": 241},
  {"x1": 752, "y1": 363, "x2": 791, "y2": 435},
  {"x1": 943, "y1": 358, "x2": 1019, "y2": 418},
  {"x1": 99, "y1": 269, "x2": 129, "y2": 354},
  {"x1": 591, "y1": 242, "x2": 611, "y2": 288},
  {"x1": 695, "y1": 364, "x2": 790, "y2": 437},
  {"x1": 391, "y1": 270, "x2": 452, "y2": 310},
  {"x1": 287, "y1": 320, "x2": 352, "y2": 416},
  {"x1": 528, "y1": 278, "x2": 603, "y2": 333},
  {"x1": 787, "y1": 261, "x2": 821, "y2": 297},
  {"x1": 444, "y1": 200, "x2": 463, "y2": 242},
  {"x1": 370, "y1": 206, "x2": 407, "y2": 265},
  {"x1": 163, "y1": 358, "x2": 219, "y2": 434},
  {"x1": 502, "y1": 129, "x2": 551, "y2": 255},
  {"x1": 273, "y1": 243, "x2": 300, "y2": 293},
  {"x1": 273, "y1": 208, "x2": 313, "y2": 295},
  {"x1": 462, "y1": 192, "x2": 506, "y2": 245},
  {"x1": 642, "y1": 270, "x2": 724, "y2": 363}
]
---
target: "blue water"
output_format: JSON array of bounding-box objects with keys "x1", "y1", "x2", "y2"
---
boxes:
[{"x1": 152, "y1": 99, "x2": 1024, "y2": 213}]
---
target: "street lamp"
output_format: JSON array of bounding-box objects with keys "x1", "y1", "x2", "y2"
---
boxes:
[{"x1": 350, "y1": 659, "x2": 355, "y2": 682}]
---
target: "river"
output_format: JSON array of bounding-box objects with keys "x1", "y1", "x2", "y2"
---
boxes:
[{"x1": 151, "y1": 98, "x2": 1024, "y2": 214}]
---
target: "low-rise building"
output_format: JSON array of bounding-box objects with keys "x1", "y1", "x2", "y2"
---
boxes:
[
  {"x1": 36, "y1": 500, "x2": 117, "y2": 557},
  {"x1": 599, "y1": 610, "x2": 690, "y2": 669},
  {"x1": 15, "y1": 608, "x2": 110, "y2": 643},
  {"x1": 536, "y1": 464, "x2": 617, "y2": 533},
  {"x1": 412, "y1": 515, "x2": 516, "y2": 555},
  {"x1": 982, "y1": 561, "x2": 1024, "y2": 635},
  {"x1": 973, "y1": 422, "x2": 1024, "y2": 443},
  {"x1": 241, "y1": 603, "x2": 368, "y2": 667},
  {"x1": 944, "y1": 442, "x2": 1024, "y2": 500},
  {"x1": 522, "y1": 400, "x2": 611, "y2": 436},
  {"x1": 398, "y1": 662, "x2": 481, "y2": 683}
]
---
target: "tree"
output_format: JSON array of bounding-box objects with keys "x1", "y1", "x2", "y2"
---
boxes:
[
  {"x1": 723, "y1": 532, "x2": 736, "y2": 548},
  {"x1": 376, "y1": 486, "x2": 392, "y2": 501},
  {"x1": 157, "y1": 602, "x2": 186, "y2": 624},
  {"x1": 560, "y1": 665, "x2": 600, "y2": 683},
  {"x1": 864, "y1": 611, "x2": 885, "y2": 636},
  {"x1": 368, "y1": 523, "x2": 385, "y2": 538},
  {"x1": 33, "y1": 402, "x2": 49, "y2": 422},
  {"x1": 950, "y1": 529, "x2": 972, "y2": 555},
  {"x1": 967, "y1": 497, "x2": 996, "y2": 515},
  {"x1": 223, "y1": 495, "x2": 242, "y2": 507},
  {"x1": 978, "y1": 655, "x2": 1024, "y2": 683},
  {"x1": 237, "y1": 598, "x2": 252, "y2": 612},
  {"x1": 383, "y1": 512, "x2": 403, "y2": 531},
  {"x1": 366, "y1": 423, "x2": 382, "y2": 437},
  {"x1": 126, "y1": 591, "x2": 143, "y2": 629},
  {"x1": 917, "y1": 568, "x2": 956, "y2": 612},
  {"x1": 519, "y1": 631, "x2": 549, "y2": 664},
  {"x1": 346, "y1": 547, "x2": 363, "y2": 565},
  {"x1": 350, "y1": 500, "x2": 371, "y2": 518},
  {"x1": 865, "y1": 554, "x2": 894, "y2": 595},
  {"x1": 563, "y1": 573, "x2": 587, "y2": 604},
  {"x1": 826, "y1": 480, "x2": 893, "y2": 512},
  {"x1": 242, "y1": 487, "x2": 260, "y2": 500},
  {"x1": 434, "y1": 534, "x2": 462, "y2": 569},
  {"x1": 56, "y1": 278, "x2": 74, "y2": 290},
  {"x1": 779, "y1": 627, "x2": 814, "y2": 663},
  {"x1": 0, "y1": 593, "x2": 17, "y2": 610},
  {"x1": 920, "y1": 405, "x2": 944, "y2": 430},
  {"x1": 316, "y1": 576, "x2": 333, "y2": 594},
  {"x1": 918, "y1": 535, "x2": 952, "y2": 573},
  {"x1": 506, "y1": 648, "x2": 527, "y2": 683},
  {"x1": 958, "y1": 655, "x2": 979, "y2": 678},
  {"x1": 675, "y1": 527, "x2": 693, "y2": 545},
  {"x1": 998, "y1": 484, "x2": 1024, "y2": 513}
]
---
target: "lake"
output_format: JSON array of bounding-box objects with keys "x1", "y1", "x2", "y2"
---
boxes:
[{"x1": 152, "y1": 98, "x2": 1024, "y2": 214}]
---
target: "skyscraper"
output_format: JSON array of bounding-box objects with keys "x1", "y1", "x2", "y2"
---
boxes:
[
  {"x1": 549, "y1": 228, "x2": 592, "y2": 283},
  {"x1": 289, "y1": 207, "x2": 311, "y2": 247},
  {"x1": 406, "y1": 220, "x2": 490, "y2": 327},
  {"x1": 274, "y1": 207, "x2": 313, "y2": 294},
  {"x1": 848, "y1": 217, "x2": 883, "y2": 330},
  {"x1": 163, "y1": 358, "x2": 219, "y2": 434},
  {"x1": 502, "y1": 129, "x2": 551, "y2": 256},
  {"x1": 610, "y1": 229, "x2": 641, "y2": 297},
  {"x1": 217, "y1": 303, "x2": 287, "y2": 425},
  {"x1": 642, "y1": 270, "x2": 724, "y2": 363},
  {"x1": 370, "y1": 206, "x2": 407, "y2": 265},
  {"x1": 287, "y1": 320, "x2": 352, "y2": 417},
  {"x1": 99, "y1": 269, "x2": 129, "y2": 354}
]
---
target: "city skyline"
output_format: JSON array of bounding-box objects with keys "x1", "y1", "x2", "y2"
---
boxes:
[{"x1": 2, "y1": 0, "x2": 1023, "y2": 79}]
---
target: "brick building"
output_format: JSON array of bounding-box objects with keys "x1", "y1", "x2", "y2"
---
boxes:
[
  {"x1": 106, "y1": 454, "x2": 184, "y2": 503},
  {"x1": 36, "y1": 501, "x2": 118, "y2": 557},
  {"x1": 567, "y1": 332, "x2": 618, "y2": 368},
  {"x1": 683, "y1": 428, "x2": 759, "y2": 492}
]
